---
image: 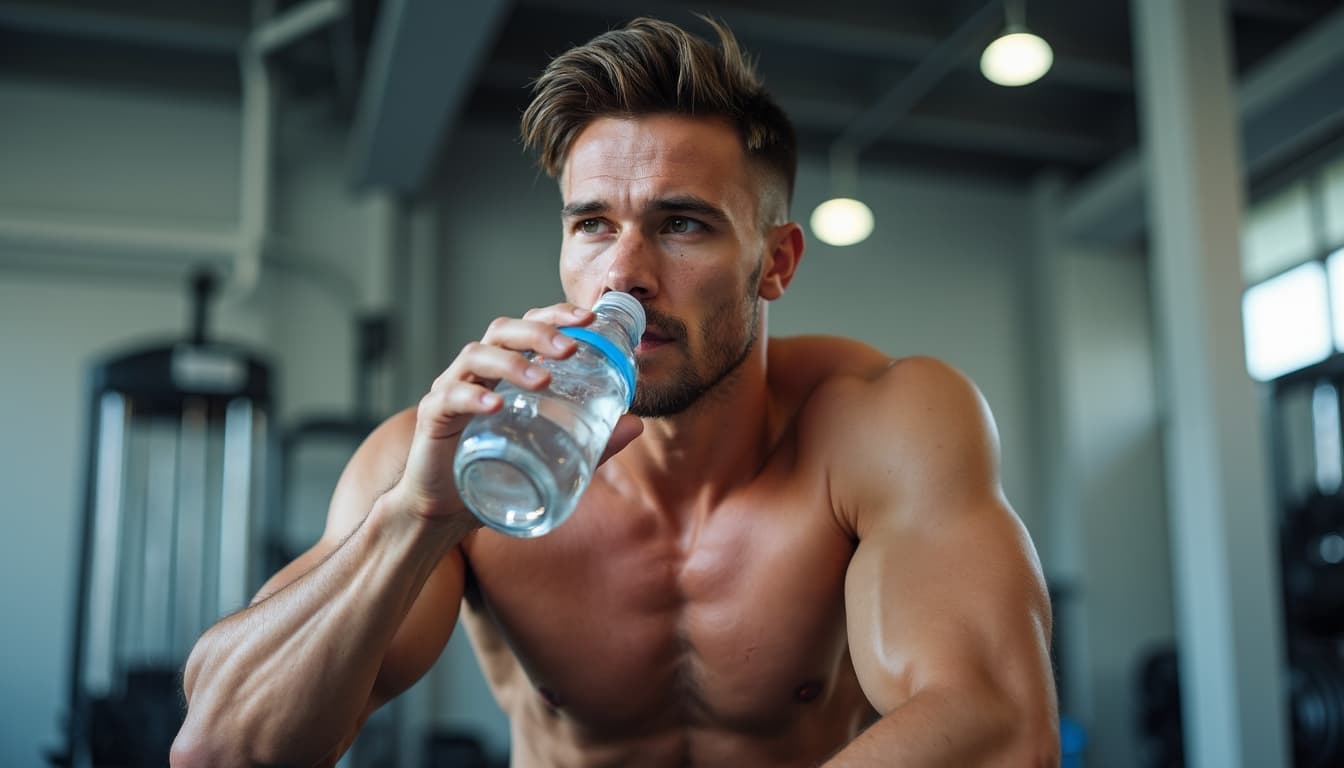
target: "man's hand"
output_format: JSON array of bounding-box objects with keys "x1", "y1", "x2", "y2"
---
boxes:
[{"x1": 394, "y1": 301, "x2": 643, "y2": 523}]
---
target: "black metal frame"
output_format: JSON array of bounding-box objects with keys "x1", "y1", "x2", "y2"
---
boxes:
[{"x1": 57, "y1": 339, "x2": 271, "y2": 768}]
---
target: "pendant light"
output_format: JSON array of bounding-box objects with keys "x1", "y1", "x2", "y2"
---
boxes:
[
  {"x1": 980, "y1": 0, "x2": 1053, "y2": 86},
  {"x1": 810, "y1": 146, "x2": 873, "y2": 247}
]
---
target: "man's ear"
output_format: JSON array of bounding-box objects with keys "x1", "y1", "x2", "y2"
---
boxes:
[{"x1": 758, "y1": 222, "x2": 805, "y2": 301}]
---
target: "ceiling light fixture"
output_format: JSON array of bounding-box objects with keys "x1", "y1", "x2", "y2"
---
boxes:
[
  {"x1": 810, "y1": 147, "x2": 873, "y2": 247},
  {"x1": 811, "y1": 198, "x2": 874, "y2": 247},
  {"x1": 980, "y1": 0, "x2": 1053, "y2": 87}
]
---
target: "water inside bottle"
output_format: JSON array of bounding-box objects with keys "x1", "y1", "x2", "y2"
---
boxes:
[{"x1": 456, "y1": 383, "x2": 625, "y2": 536}]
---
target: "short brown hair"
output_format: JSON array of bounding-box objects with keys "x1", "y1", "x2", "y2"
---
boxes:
[{"x1": 520, "y1": 16, "x2": 797, "y2": 224}]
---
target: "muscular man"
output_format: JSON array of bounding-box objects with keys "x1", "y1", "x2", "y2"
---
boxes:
[{"x1": 173, "y1": 17, "x2": 1058, "y2": 767}]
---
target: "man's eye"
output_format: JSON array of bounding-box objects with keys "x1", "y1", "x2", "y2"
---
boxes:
[
  {"x1": 665, "y1": 217, "x2": 704, "y2": 234},
  {"x1": 578, "y1": 219, "x2": 607, "y2": 235}
]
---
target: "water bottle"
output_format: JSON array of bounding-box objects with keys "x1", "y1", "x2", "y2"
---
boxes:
[{"x1": 453, "y1": 291, "x2": 645, "y2": 537}]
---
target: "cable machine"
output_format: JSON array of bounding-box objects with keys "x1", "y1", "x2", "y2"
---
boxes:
[{"x1": 54, "y1": 272, "x2": 272, "y2": 767}]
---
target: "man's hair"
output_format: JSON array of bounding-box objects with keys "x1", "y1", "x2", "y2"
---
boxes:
[{"x1": 520, "y1": 16, "x2": 798, "y2": 225}]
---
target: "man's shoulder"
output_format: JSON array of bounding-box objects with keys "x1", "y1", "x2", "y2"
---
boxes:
[
  {"x1": 784, "y1": 346, "x2": 989, "y2": 474},
  {"x1": 770, "y1": 335, "x2": 970, "y2": 419},
  {"x1": 765, "y1": 334, "x2": 888, "y2": 400},
  {"x1": 340, "y1": 406, "x2": 419, "y2": 502}
]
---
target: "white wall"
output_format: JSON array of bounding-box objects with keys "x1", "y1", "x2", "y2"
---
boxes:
[
  {"x1": 1058, "y1": 248, "x2": 1174, "y2": 768},
  {"x1": 0, "y1": 74, "x2": 395, "y2": 765},
  {"x1": 783, "y1": 159, "x2": 1040, "y2": 534}
]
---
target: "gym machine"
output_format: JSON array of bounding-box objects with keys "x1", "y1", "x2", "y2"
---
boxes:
[
  {"x1": 1135, "y1": 354, "x2": 1344, "y2": 767},
  {"x1": 51, "y1": 273, "x2": 273, "y2": 767}
]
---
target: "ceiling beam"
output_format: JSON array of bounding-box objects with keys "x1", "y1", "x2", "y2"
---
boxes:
[
  {"x1": 0, "y1": 2, "x2": 242, "y2": 54},
  {"x1": 886, "y1": 115, "x2": 1110, "y2": 164},
  {"x1": 783, "y1": 97, "x2": 1107, "y2": 163},
  {"x1": 516, "y1": 0, "x2": 1132, "y2": 92},
  {"x1": 835, "y1": 0, "x2": 1003, "y2": 154},
  {"x1": 252, "y1": 0, "x2": 344, "y2": 55},
  {"x1": 1063, "y1": 4, "x2": 1344, "y2": 243},
  {"x1": 348, "y1": 0, "x2": 511, "y2": 196},
  {"x1": 476, "y1": 56, "x2": 1111, "y2": 167},
  {"x1": 1229, "y1": 0, "x2": 1321, "y2": 24}
]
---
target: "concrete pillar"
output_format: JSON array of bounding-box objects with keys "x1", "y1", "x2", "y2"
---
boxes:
[
  {"x1": 1130, "y1": 0, "x2": 1290, "y2": 765},
  {"x1": 1030, "y1": 176, "x2": 1091, "y2": 722}
]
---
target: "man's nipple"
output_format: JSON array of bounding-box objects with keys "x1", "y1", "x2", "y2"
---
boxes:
[{"x1": 795, "y1": 680, "x2": 823, "y2": 703}]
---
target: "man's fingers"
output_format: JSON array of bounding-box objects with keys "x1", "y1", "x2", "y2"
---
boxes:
[
  {"x1": 523, "y1": 303, "x2": 592, "y2": 326},
  {"x1": 420, "y1": 301, "x2": 603, "y2": 444},
  {"x1": 438, "y1": 342, "x2": 555, "y2": 393},
  {"x1": 476, "y1": 316, "x2": 579, "y2": 361}
]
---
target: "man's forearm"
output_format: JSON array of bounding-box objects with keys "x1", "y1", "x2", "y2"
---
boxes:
[
  {"x1": 824, "y1": 687, "x2": 1057, "y2": 768},
  {"x1": 174, "y1": 493, "x2": 467, "y2": 766}
]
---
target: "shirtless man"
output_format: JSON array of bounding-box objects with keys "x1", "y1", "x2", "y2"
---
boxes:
[{"x1": 173, "y1": 17, "x2": 1058, "y2": 767}]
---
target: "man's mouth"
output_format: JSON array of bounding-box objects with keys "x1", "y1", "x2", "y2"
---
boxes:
[{"x1": 637, "y1": 330, "x2": 674, "y2": 353}]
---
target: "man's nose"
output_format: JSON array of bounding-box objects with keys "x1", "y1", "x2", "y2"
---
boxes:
[{"x1": 604, "y1": 229, "x2": 658, "y2": 300}]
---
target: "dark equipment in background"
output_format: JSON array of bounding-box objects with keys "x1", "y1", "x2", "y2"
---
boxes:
[
  {"x1": 1134, "y1": 637, "x2": 1344, "y2": 768},
  {"x1": 422, "y1": 729, "x2": 506, "y2": 768},
  {"x1": 257, "y1": 312, "x2": 402, "y2": 768},
  {"x1": 1282, "y1": 491, "x2": 1344, "y2": 638},
  {"x1": 1134, "y1": 645, "x2": 1184, "y2": 768},
  {"x1": 260, "y1": 314, "x2": 390, "y2": 578},
  {"x1": 50, "y1": 271, "x2": 273, "y2": 767},
  {"x1": 1135, "y1": 356, "x2": 1344, "y2": 767},
  {"x1": 1274, "y1": 361, "x2": 1344, "y2": 768}
]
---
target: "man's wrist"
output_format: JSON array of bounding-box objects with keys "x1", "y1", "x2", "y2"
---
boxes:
[{"x1": 369, "y1": 484, "x2": 479, "y2": 551}]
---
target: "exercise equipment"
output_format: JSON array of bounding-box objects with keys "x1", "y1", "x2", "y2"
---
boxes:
[
  {"x1": 1135, "y1": 644, "x2": 1184, "y2": 768},
  {"x1": 1282, "y1": 492, "x2": 1344, "y2": 637},
  {"x1": 51, "y1": 272, "x2": 273, "y2": 767},
  {"x1": 1289, "y1": 638, "x2": 1344, "y2": 768},
  {"x1": 1136, "y1": 640, "x2": 1344, "y2": 768}
]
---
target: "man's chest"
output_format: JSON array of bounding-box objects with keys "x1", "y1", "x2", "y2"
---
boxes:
[{"x1": 460, "y1": 478, "x2": 863, "y2": 736}]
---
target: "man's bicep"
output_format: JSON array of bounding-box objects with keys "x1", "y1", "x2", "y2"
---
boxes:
[
  {"x1": 844, "y1": 498, "x2": 1053, "y2": 717},
  {"x1": 828, "y1": 357, "x2": 1052, "y2": 715}
]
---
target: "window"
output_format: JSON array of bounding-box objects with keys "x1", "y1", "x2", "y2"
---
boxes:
[
  {"x1": 1241, "y1": 147, "x2": 1344, "y2": 381},
  {"x1": 1243, "y1": 261, "x2": 1331, "y2": 382},
  {"x1": 1242, "y1": 183, "x2": 1315, "y2": 284},
  {"x1": 1325, "y1": 156, "x2": 1344, "y2": 248}
]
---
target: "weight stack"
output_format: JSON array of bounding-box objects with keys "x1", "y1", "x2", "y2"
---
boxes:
[
  {"x1": 1267, "y1": 362, "x2": 1344, "y2": 767},
  {"x1": 1281, "y1": 491, "x2": 1344, "y2": 768},
  {"x1": 55, "y1": 339, "x2": 273, "y2": 768}
]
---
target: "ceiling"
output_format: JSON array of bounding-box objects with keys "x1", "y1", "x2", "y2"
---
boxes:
[{"x1": 1, "y1": 0, "x2": 1341, "y2": 192}]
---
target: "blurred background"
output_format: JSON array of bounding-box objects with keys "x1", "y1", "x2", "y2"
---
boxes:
[{"x1": 1, "y1": 0, "x2": 1343, "y2": 766}]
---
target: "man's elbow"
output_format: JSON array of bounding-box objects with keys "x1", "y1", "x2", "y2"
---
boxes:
[
  {"x1": 169, "y1": 727, "x2": 238, "y2": 768},
  {"x1": 171, "y1": 708, "x2": 318, "y2": 768},
  {"x1": 998, "y1": 704, "x2": 1060, "y2": 768},
  {"x1": 170, "y1": 730, "x2": 320, "y2": 768}
]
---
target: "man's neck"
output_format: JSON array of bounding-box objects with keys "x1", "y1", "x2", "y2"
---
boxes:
[{"x1": 608, "y1": 337, "x2": 774, "y2": 520}]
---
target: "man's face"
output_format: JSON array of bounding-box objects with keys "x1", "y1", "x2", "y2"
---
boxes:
[{"x1": 558, "y1": 115, "x2": 767, "y2": 418}]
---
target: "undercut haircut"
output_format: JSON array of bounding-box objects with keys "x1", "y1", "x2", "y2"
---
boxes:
[{"x1": 520, "y1": 16, "x2": 798, "y2": 226}]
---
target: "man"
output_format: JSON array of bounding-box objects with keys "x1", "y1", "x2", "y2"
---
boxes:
[{"x1": 173, "y1": 17, "x2": 1058, "y2": 767}]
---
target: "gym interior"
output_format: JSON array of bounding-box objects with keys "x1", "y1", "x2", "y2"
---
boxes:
[{"x1": 1, "y1": 1, "x2": 1343, "y2": 766}]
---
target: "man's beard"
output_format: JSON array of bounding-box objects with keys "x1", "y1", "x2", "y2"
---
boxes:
[{"x1": 630, "y1": 264, "x2": 762, "y2": 419}]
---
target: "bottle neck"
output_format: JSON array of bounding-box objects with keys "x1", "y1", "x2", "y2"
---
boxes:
[{"x1": 589, "y1": 306, "x2": 641, "y2": 350}]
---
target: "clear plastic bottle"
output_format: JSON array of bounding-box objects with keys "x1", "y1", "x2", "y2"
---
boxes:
[{"x1": 453, "y1": 291, "x2": 645, "y2": 537}]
